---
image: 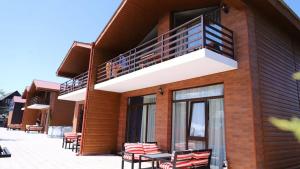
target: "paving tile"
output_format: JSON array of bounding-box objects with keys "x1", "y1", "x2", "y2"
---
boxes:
[{"x1": 0, "y1": 128, "x2": 152, "y2": 169}]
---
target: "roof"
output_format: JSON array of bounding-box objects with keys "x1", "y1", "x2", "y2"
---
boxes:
[
  {"x1": 57, "y1": 41, "x2": 92, "y2": 78},
  {"x1": 12, "y1": 96, "x2": 26, "y2": 103},
  {"x1": 32, "y1": 80, "x2": 60, "y2": 91},
  {"x1": 94, "y1": 0, "x2": 300, "y2": 51},
  {"x1": 0, "y1": 91, "x2": 21, "y2": 101},
  {"x1": 278, "y1": 0, "x2": 300, "y2": 24},
  {"x1": 21, "y1": 86, "x2": 30, "y2": 98}
]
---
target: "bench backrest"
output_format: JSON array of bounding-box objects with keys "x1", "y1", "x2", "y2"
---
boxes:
[
  {"x1": 123, "y1": 142, "x2": 159, "y2": 155},
  {"x1": 172, "y1": 149, "x2": 212, "y2": 169}
]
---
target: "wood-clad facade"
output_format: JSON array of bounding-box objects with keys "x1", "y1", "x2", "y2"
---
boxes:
[
  {"x1": 56, "y1": 0, "x2": 300, "y2": 168},
  {"x1": 21, "y1": 81, "x2": 75, "y2": 133},
  {"x1": 251, "y1": 6, "x2": 300, "y2": 168}
]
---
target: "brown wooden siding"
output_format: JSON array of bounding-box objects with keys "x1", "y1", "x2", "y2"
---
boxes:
[
  {"x1": 255, "y1": 10, "x2": 300, "y2": 169},
  {"x1": 81, "y1": 90, "x2": 120, "y2": 155},
  {"x1": 50, "y1": 92, "x2": 75, "y2": 126}
]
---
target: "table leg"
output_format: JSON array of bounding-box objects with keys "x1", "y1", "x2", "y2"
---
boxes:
[
  {"x1": 152, "y1": 160, "x2": 154, "y2": 169},
  {"x1": 139, "y1": 156, "x2": 141, "y2": 169}
]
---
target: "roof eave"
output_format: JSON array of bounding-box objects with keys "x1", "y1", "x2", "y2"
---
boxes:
[{"x1": 56, "y1": 41, "x2": 92, "y2": 77}]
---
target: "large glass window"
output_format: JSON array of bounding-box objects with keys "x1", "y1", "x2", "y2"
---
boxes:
[
  {"x1": 172, "y1": 84, "x2": 225, "y2": 169},
  {"x1": 126, "y1": 94, "x2": 156, "y2": 143}
]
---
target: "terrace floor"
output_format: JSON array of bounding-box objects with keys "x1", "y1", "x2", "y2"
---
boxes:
[{"x1": 0, "y1": 128, "x2": 151, "y2": 169}]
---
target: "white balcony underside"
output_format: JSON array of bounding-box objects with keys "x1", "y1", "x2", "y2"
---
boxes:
[
  {"x1": 58, "y1": 88, "x2": 86, "y2": 102},
  {"x1": 94, "y1": 49, "x2": 238, "y2": 93},
  {"x1": 27, "y1": 104, "x2": 50, "y2": 110}
]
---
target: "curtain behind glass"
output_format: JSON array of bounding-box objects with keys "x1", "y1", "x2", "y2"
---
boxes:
[
  {"x1": 140, "y1": 105, "x2": 147, "y2": 142},
  {"x1": 174, "y1": 84, "x2": 224, "y2": 100},
  {"x1": 208, "y1": 98, "x2": 225, "y2": 169},
  {"x1": 147, "y1": 104, "x2": 156, "y2": 142},
  {"x1": 172, "y1": 102, "x2": 187, "y2": 151}
]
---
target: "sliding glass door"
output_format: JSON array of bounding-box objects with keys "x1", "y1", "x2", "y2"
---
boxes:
[
  {"x1": 172, "y1": 84, "x2": 226, "y2": 169},
  {"x1": 126, "y1": 95, "x2": 156, "y2": 143}
]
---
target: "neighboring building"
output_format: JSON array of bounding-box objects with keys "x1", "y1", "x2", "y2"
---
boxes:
[
  {"x1": 7, "y1": 96, "x2": 26, "y2": 127},
  {"x1": 22, "y1": 80, "x2": 75, "y2": 137},
  {"x1": 57, "y1": 0, "x2": 300, "y2": 169},
  {"x1": 0, "y1": 91, "x2": 21, "y2": 127},
  {"x1": 56, "y1": 41, "x2": 91, "y2": 133}
]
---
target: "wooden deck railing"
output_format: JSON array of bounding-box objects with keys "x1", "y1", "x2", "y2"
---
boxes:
[
  {"x1": 28, "y1": 95, "x2": 50, "y2": 106},
  {"x1": 95, "y1": 13, "x2": 234, "y2": 84},
  {"x1": 59, "y1": 71, "x2": 88, "y2": 95}
]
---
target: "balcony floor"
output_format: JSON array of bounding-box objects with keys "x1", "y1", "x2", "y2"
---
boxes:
[
  {"x1": 58, "y1": 88, "x2": 86, "y2": 102},
  {"x1": 94, "y1": 48, "x2": 238, "y2": 93},
  {"x1": 27, "y1": 104, "x2": 50, "y2": 110}
]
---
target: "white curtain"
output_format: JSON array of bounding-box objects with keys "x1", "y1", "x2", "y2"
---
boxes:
[
  {"x1": 140, "y1": 105, "x2": 147, "y2": 142},
  {"x1": 208, "y1": 98, "x2": 226, "y2": 169},
  {"x1": 172, "y1": 102, "x2": 187, "y2": 151},
  {"x1": 174, "y1": 84, "x2": 224, "y2": 100},
  {"x1": 147, "y1": 104, "x2": 156, "y2": 142}
]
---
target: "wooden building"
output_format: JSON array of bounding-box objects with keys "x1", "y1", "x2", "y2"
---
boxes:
[
  {"x1": 56, "y1": 41, "x2": 91, "y2": 133},
  {"x1": 0, "y1": 91, "x2": 21, "y2": 127},
  {"x1": 57, "y1": 0, "x2": 300, "y2": 168},
  {"x1": 21, "y1": 80, "x2": 75, "y2": 136},
  {"x1": 7, "y1": 96, "x2": 26, "y2": 128}
]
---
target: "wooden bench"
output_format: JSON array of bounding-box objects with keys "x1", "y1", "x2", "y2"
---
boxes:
[
  {"x1": 121, "y1": 142, "x2": 161, "y2": 169},
  {"x1": 7, "y1": 124, "x2": 22, "y2": 130},
  {"x1": 72, "y1": 134, "x2": 82, "y2": 153},
  {"x1": 62, "y1": 132, "x2": 79, "y2": 149},
  {"x1": 25, "y1": 125, "x2": 43, "y2": 133},
  {"x1": 0, "y1": 146, "x2": 11, "y2": 158}
]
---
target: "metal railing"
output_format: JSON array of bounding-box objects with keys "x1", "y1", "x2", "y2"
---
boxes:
[
  {"x1": 96, "y1": 14, "x2": 234, "y2": 84},
  {"x1": 28, "y1": 96, "x2": 50, "y2": 106},
  {"x1": 59, "y1": 71, "x2": 88, "y2": 95}
]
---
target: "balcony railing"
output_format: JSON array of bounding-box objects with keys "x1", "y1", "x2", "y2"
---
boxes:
[
  {"x1": 28, "y1": 96, "x2": 50, "y2": 106},
  {"x1": 59, "y1": 71, "x2": 88, "y2": 95},
  {"x1": 96, "y1": 14, "x2": 234, "y2": 84}
]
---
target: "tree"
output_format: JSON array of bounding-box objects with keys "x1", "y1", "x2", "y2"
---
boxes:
[{"x1": 270, "y1": 72, "x2": 300, "y2": 142}]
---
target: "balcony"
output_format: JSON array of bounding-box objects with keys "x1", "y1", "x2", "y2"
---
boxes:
[
  {"x1": 27, "y1": 96, "x2": 50, "y2": 110},
  {"x1": 58, "y1": 71, "x2": 88, "y2": 101},
  {"x1": 94, "y1": 14, "x2": 238, "y2": 92}
]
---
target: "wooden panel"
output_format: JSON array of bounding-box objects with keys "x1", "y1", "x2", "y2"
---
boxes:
[
  {"x1": 255, "y1": 10, "x2": 300, "y2": 169},
  {"x1": 81, "y1": 90, "x2": 120, "y2": 155},
  {"x1": 50, "y1": 92, "x2": 75, "y2": 126}
]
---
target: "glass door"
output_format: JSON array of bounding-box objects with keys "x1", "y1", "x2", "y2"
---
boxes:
[{"x1": 172, "y1": 84, "x2": 226, "y2": 169}]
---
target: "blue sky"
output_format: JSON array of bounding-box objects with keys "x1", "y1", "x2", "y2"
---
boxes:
[{"x1": 0, "y1": 0, "x2": 299, "y2": 93}]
